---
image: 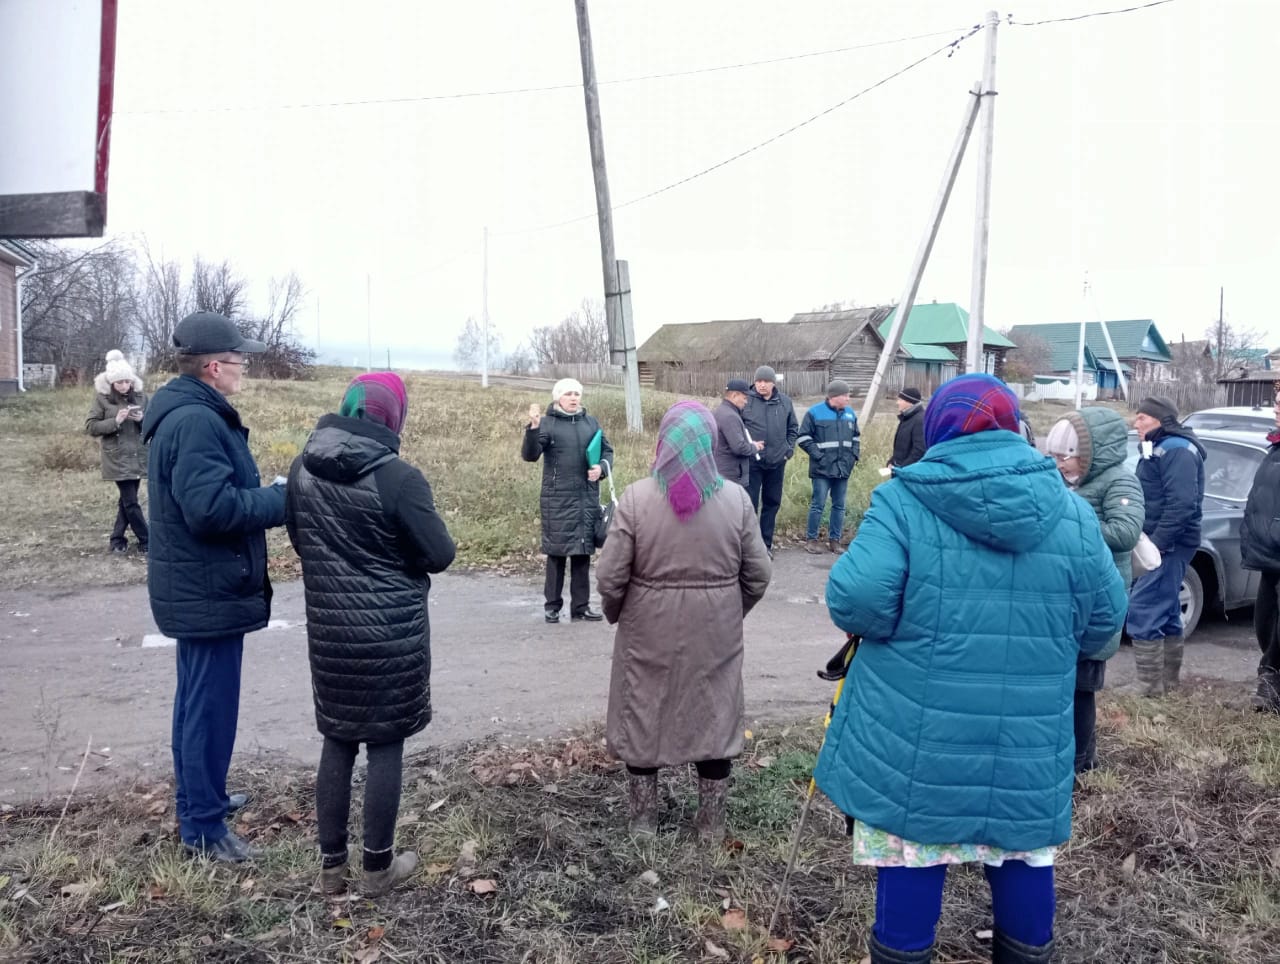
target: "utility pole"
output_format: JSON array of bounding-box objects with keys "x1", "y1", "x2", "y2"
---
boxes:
[
  {"x1": 482, "y1": 226, "x2": 490, "y2": 388},
  {"x1": 965, "y1": 9, "x2": 1000, "y2": 375},
  {"x1": 1216, "y1": 285, "x2": 1225, "y2": 378},
  {"x1": 365, "y1": 274, "x2": 372, "y2": 372},
  {"x1": 315, "y1": 295, "x2": 321, "y2": 352},
  {"x1": 574, "y1": 0, "x2": 643, "y2": 432}
]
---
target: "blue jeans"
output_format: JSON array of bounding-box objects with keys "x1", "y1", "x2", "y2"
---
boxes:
[
  {"x1": 172, "y1": 635, "x2": 244, "y2": 846},
  {"x1": 1126, "y1": 545, "x2": 1195, "y2": 640},
  {"x1": 874, "y1": 861, "x2": 1055, "y2": 951},
  {"x1": 806, "y1": 476, "x2": 849, "y2": 541}
]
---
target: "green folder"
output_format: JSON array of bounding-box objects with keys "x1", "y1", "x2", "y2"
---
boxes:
[{"x1": 585, "y1": 428, "x2": 603, "y2": 466}]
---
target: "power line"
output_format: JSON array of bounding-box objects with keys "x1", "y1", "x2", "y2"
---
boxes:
[
  {"x1": 494, "y1": 24, "x2": 983, "y2": 238},
  {"x1": 115, "y1": 25, "x2": 974, "y2": 116},
  {"x1": 1008, "y1": 0, "x2": 1175, "y2": 27}
]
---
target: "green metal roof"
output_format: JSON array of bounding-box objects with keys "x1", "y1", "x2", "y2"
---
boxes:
[
  {"x1": 900, "y1": 342, "x2": 958, "y2": 362},
  {"x1": 1006, "y1": 321, "x2": 1172, "y2": 372},
  {"x1": 877, "y1": 302, "x2": 1015, "y2": 349}
]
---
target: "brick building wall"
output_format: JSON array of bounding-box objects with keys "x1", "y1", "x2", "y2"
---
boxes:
[{"x1": 0, "y1": 264, "x2": 19, "y2": 395}]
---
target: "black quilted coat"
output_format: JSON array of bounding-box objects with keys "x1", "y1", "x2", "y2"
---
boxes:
[
  {"x1": 284, "y1": 414, "x2": 456, "y2": 743},
  {"x1": 522, "y1": 405, "x2": 614, "y2": 557}
]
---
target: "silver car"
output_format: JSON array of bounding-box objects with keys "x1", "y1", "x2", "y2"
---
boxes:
[{"x1": 1126, "y1": 427, "x2": 1268, "y2": 636}]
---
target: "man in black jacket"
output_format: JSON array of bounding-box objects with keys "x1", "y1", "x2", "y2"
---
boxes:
[
  {"x1": 741, "y1": 366, "x2": 798, "y2": 554},
  {"x1": 142, "y1": 312, "x2": 286, "y2": 863},
  {"x1": 1239, "y1": 398, "x2": 1280, "y2": 713},
  {"x1": 713, "y1": 378, "x2": 760, "y2": 488},
  {"x1": 1126, "y1": 396, "x2": 1205, "y2": 697},
  {"x1": 889, "y1": 387, "x2": 926, "y2": 467}
]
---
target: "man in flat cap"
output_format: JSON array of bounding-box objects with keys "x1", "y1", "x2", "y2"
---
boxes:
[
  {"x1": 713, "y1": 378, "x2": 761, "y2": 488},
  {"x1": 741, "y1": 366, "x2": 798, "y2": 555},
  {"x1": 797, "y1": 380, "x2": 860, "y2": 553},
  {"x1": 1127, "y1": 396, "x2": 1205, "y2": 696},
  {"x1": 142, "y1": 312, "x2": 287, "y2": 862}
]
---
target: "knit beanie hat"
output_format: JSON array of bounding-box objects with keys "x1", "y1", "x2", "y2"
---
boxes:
[
  {"x1": 340, "y1": 372, "x2": 408, "y2": 434},
  {"x1": 899, "y1": 386, "x2": 922, "y2": 404},
  {"x1": 103, "y1": 350, "x2": 138, "y2": 386},
  {"x1": 552, "y1": 378, "x2": 584, "y2": 402},
  {"x1": 826, "y1": 379, "x2": 850, "y2": 399},
  {"x1": 1137, "y1": 396, "x2": 1178, "y2": 425},
  {"x1": 1045, "y1": 413, "x2": 1093, "y2": 480},
  {"x1": 754, "y1": 366, "x2": 777, "y2": 383}
]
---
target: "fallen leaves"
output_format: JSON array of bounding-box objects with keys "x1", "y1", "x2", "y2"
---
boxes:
[
  {"x1": 469, "y1": 735, "x2": 614, "y2": 787},
  {"x1": 468, "y1": 878, "x2": 498, "y2": 896},
  {"x1": 720, "y1": 908, "x2": 748, "y2": 930}
]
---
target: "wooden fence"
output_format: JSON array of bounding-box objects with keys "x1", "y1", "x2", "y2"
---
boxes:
[
  {"x1": 1124, "y1": 378, "x2": 1225, "y2": 414},
  {"x1": 651, "y1": 367, "x2": 829, "y2": 398},
  {"x1": 541, "y1": 362, "x2": 623, "y2": 386}
]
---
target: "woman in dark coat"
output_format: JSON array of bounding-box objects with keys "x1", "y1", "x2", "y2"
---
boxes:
[
  {"x1": 285, "y1": 372, "x2": 455, "y2": 897},
  {"x1": 85, "y1": 350, "x2": 149, "y2": 554},
  {"x1": 1240, "y1": 394, "x2": 1280, "y2": 714},
  {"x1": 522, "y1": 378, "x2": 613, "y2": 623}
]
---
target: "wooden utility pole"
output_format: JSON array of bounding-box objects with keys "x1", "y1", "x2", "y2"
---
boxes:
[
  {"x1": 859, "y1": 88, "x2": 983, "y2": 429},
  {"x1": 481, "y1": 226, "x2": 490, "y2": 388},
  {"x1": 365, "y1": 273, "x2": 372, "y2": 372},
  {"x1": 965, "y1": 9, "x2": 1000, "y2": 375},
  {"x1": 574, "y1": 0, "x2": 643, "y2": 432}
]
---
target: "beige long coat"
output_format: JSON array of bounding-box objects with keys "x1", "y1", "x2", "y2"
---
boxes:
[{"x1": 597, "y1": 476, "x2": 772, "y2": 767}]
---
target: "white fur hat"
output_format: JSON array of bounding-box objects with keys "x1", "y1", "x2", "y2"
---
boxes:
[{"x1": 552, "y1": 377, "x2": 584, "y2": 402}]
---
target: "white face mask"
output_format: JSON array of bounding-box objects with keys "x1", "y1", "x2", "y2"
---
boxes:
[{"x1": 1062, "y1": 472, "x2": 1082, "y2": 486}]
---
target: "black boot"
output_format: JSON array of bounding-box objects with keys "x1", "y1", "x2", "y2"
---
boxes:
[
  {"x1": 867, "y1": 934, "x2": 934, "y2": 963},
  {"x1": 992, "y1": 929, "x2": 1054, "y2": 963}
]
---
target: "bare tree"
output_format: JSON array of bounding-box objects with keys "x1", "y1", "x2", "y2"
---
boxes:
[
  {"x1": 238, "y1": 272, "x2": 314, "y2": 379},
  {"x1": 454, "y1": 316, "x2": 503, "y2": 370},
  {"x1": 1207, "y1": 318, "x2": 1265, "y2": 378},
  {"x1": 1001, "y1": 330, "x2": 1052, "y2": 383},
  {"x1": 136, "y1": 245, "x2": 189, "y2": 373},
  {"x1": 189, "y1": 257, "x2": 248, "y2": 319},
  {"x1": 527, "y1": 298, "x2": 609, "y2": 366},
  {"x1": 505, "y1": 342, "x2": 536, "y2": 376}
]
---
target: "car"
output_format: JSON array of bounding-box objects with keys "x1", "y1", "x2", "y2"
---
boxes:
[
  {"x1": 1125, "y1": 426, "x2": 1269, "y2": 636},
  {"x1": 1182, "y1": 405, "x2": 1275, "y2": 432}
]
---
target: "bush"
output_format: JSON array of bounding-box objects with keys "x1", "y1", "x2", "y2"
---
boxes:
[{"x1": 37, "y1": 438, "x2": 99, "y2": 473}]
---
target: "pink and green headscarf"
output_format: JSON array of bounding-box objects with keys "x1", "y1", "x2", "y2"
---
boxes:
[
  {"x1": 340, "y1": 372, "x2": 408, "y2": 434},
  {"x1": 651, "y1": 401, "x2": 723, "y2": 522}
]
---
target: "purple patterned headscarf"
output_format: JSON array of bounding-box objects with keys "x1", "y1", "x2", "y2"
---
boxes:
[
  {"x1": 923, "y1": 373, "x2": 1022, "y2": 448},
  {"x1": 340, "y1": 372, "x2": 408, "y2": 434},
  {"x1": 651, "y1": 401, "x2": 723, "y2": 522}
]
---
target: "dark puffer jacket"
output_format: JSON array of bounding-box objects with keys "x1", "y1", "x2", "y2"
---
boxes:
[
  {"x1": 285, "y1": 414, "x2": 456, "y2": 743},
  {"x1": 522, "y1": 405, "x2": 613, "y2": 557},
  {"x1": 890, "y1": 403, "x2": 926, "y2": 467},
  {"x1": 1241, "y1": 441, "x2": 1280, "y2": 572},
  {"x1": 1137, "y1": 424, "x2": 1206, "y2": 552},
  {"x1": 741, "y1": 388, "x2": 798, "y2": 467},
  {"x1": 142, "y1": 375, "x2": 286, "y2": 640}
]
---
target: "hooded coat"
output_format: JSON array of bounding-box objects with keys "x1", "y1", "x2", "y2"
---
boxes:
[
  {"x1": 285, "y1": 414, "x2": 456, "y2": 743},
  {"x1": 814, "y1": 430, "x2": 1127, "y2": 852},
  {"x1": 142, "y1": 374, "x2": 286, "y2": 640},
  {"x1": 86, "y1": 370, "x2": 148, "y2": 481},
  {"x1": 1060, "y1": 407, "x2": 1146, "y2": 663},
  {"x1": 597, "y1": 476, "x2": 772, "y2": 766},
  {"x1": 522, "y1": 405, "x2": 613, "y2": 557}
]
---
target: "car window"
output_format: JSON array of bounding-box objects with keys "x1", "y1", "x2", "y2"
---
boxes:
[
  {"x1": 1202, "y1": 441, "x2": 1264, "y2": 502},
  {"x1": 1184, "y1": 412, "x2": 1273, "y2": 431}
]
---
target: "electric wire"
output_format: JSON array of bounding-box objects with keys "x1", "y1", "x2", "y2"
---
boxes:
[{"x1": 1008, "y1": 0, "x2": 1176, "y2": 27}]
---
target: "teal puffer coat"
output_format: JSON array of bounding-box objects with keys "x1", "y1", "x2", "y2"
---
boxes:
[
  {"x1": 1067, "y1": 407, "x2": 1145, "y2": 660},
  {"x1": 814, "y1": 430, "x2": 1126, "y2": 852}
]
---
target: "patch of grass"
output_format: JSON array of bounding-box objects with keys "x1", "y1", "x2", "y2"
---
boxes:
[{"x1": 2, "y1": 691, "x2": 1276, "y2": 962}]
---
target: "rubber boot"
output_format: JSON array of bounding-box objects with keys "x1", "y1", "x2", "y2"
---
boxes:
[
  {"x1": 867, "y1": 933, "x2": 934, "y2": 963},
  {"x1": 1129, "y1": 639, "x2": 1165, "y2": 696},
  {"x1": 627, "y1": 772, "x2": 658, "y2": 835},
  {"x1": 362, "y1": 851, "x2": 418, "y2": 897},
  {"x1": 992, "y1": 929, "x2": 1054, "y2": 963},
  {"x1": 694, "y1": 775, "x2": 729, "y2": 843},
  {"x1": 1253, "y1": 665, "x2": 1280, "y2": 713},
  {"x1": 828, "y1": 539, "x2": 845, "y2": 555},
  {"x1": 1163, "y1": 634, "x2": 1184, "y2": 692}
]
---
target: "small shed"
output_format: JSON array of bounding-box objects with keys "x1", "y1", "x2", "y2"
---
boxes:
[
  {"x1": 636, "y1": 318, "x2": 762, "y2": 387},
  {"x1": 1217, "y1": 369, "x2": 1280, "y2": 408},
  {"x1": 775, "y1": 306, "x2": 893, "y2": 390}
]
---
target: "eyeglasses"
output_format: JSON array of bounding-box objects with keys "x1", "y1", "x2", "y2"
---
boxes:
[{"x1": 205, "y1": 358, "x2": 250, "y2": 371}]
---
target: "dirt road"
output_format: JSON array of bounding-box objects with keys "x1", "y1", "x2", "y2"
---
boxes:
[{"x1": 0, "y1": 549, "x2": 1263, "y2": 802}]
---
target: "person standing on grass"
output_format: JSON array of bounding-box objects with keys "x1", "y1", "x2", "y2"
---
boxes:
[
  {"x1": 741, "y1": 366, "x2": 798, "y2": 555},
  {"x1": 798, "y1": 380, "x2": 860, "y2": 554},
  {"x1": 522, "y1": 378, "x2": 612, "y2": 623},
  {"x1": 596, "y1": 401, "x2": 771, "y2": 842},
  {"x1": 814, "y1": 373, "x2": 1125, "y2": 964},
  {"x1": 1238, "y1": 393, "x2": 1280, "y2": 715},
  {"x1": 889, "y1": 386, "x2": 926, "y2": 468},
  {"x1": 142, "y1": 312, "x2": 285, "y2": 864},
  {"x1": 86, "y1": 349, "x2": 149, "y2": 555},
  {"x1": 1127, "y1": 396, "x2": 1205, "y2": 697},
  {"x1": 1045, "y1": 408, "x2": 1145, "y2": 771},
  {"x1": 713, "y1": 377, "x2": 761, "y2": 488},
  {"x1": 285, "y1": 372, "x2": 456, "y2": 897}
]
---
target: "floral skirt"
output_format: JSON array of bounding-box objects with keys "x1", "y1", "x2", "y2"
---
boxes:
[{"x1": 851, "y1": 820, "x2": 1057, "y2": 868}]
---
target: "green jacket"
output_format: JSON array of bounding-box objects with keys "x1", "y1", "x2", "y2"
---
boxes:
[
  {"x1": 1064, "y1": 407, "x2": 1145, "y2": 660},
  {"x1": 86, "y1": 375, "x2": 148, "y2": 482}
]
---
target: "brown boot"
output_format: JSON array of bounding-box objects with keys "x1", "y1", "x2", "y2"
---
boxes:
[
  {"x1": 362, "y1": 851, "x2": 418, "y2": 897},
  {"x1": 805, "y1": 538, "x2": 825, "y2": 554},
  {"x1": 828, "y1": 539, "x2": 844, "y2": 554},
  {"x1": 694, "y1": 776, "x2": 730, "y2": 843},
  {"x1": 627, "y1": 772, "x2": 658, "y2": 835},
  {"x1": 319, "y1": 856, "x2": 349, "y2": 896}
]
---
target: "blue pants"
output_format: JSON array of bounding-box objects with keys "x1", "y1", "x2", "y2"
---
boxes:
[
  {"x1": 806, "y1": 475, "x2": 849, "y2": 541},
  {"x1": 1126, "y1": 545, "x2": 1195, "y2": 640},
  {"x1": 172, "y1": 635, "x2": 244, "y2": 847},
  {"x1": 874, "y1": 861, "x2": 1055, "y2": 951}
]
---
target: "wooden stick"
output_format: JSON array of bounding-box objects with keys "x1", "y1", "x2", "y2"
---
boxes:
[{"x1": 47, "y1": 734, "x2": 92, "y2": 849}]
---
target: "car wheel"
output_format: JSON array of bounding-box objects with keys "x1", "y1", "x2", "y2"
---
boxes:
[{"x1": 1180, "y1": 565, "x2": 1204, "y2": 638}]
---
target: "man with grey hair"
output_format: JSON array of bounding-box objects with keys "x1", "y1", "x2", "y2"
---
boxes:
[
  {"x1": 741, "y1": 366, "x2": 798, "y2": 554},
  {"x1": 142, "y1": 311, "x2": 287, "y2": 862}
]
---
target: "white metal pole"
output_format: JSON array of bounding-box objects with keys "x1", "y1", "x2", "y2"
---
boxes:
[
  {"x1": 1074, "y1": 278, "x2": 1089, "y2": 409},
  {"x1": 365, "y1": 274, "x2": 372, "y2": 372},
  {"x1": 966, "y1": 10, "x2": 1000, "y2": 375},
  {"x1": 482, "y1": 226, "x2": 490, "y2": 388},
  {"x1": 859, "y1": 88, "x2": 983, "y2": 429}
]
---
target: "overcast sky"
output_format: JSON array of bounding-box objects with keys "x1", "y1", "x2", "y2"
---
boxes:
[{"x1": 103, "y1": 0, "x2": 1275, "y2": 367}]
